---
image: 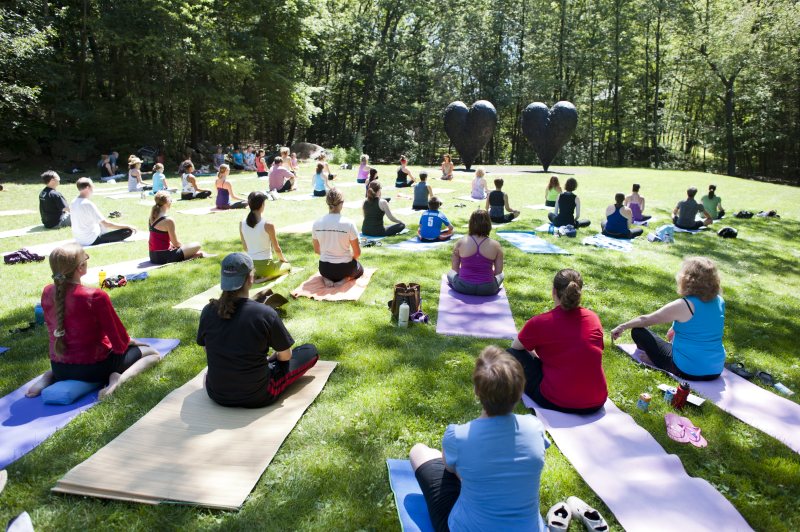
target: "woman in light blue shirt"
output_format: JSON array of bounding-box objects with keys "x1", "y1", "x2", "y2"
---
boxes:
[
  {"x1": 409, "y1": 346, "x2": 549, "y2": 532},
  {"x1": 611, "y1": 256, "x2": 725, "y2": 380},
  {"x1": 312, "y1": 162, "x2": 329, "y2": 197}
]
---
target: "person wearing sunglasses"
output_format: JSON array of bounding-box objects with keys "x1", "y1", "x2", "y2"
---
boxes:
[{"x1": 312, "y1": 188, "x2": 363, "y2": 287}]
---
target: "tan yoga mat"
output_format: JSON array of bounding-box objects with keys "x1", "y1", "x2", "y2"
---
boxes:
[
  {"x1": 52, "y1": 361, "x2": 337, "y2": 509},
  {"x1": 173, "y1": 268, "x2": 302, "y2": 311},
  {"x1": 0, "y1": 209, "x2": 35, "y2": 217},
  {"x1": 291, "y1": 267, "x2": 376, "y2": 301}
]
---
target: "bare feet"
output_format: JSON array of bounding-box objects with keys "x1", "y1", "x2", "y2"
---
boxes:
[
  {"x1": 25, "y1": 371, "x2": 54, "y2": 397},
  {"x1": 333, "y1": 278, "x2": 349, "y2": 287},
  {"x1": 99, "y1": 372, "x2": 121, "y2": 400},
  {"x1": 322, "y1": 277, "x2": 335, "y2": 288}
]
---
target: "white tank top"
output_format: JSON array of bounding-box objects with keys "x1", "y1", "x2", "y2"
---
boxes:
[
  {"x1": 182, "y1": 173, "x2": 196, "y2": 193},
  {"x1": 241, "y1": 218, "x2": 272, "y2": 260}
]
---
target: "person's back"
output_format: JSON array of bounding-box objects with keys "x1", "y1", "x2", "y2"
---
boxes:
[
  {"x1": 458, "y1": 236, "x2": 496, "y2": 285},
  {"x1": 39, "y1": 186, "x2": 67, "y2": 229},
  {"x1": 701, "y1": 194, "x2": 722, "y2": 218},
  {"x1": 361, "y1": 198, "x2": 385, "y2": 235},
  {"x1": 419, "y1": 209, "x2": 449, "y2": 241},
  {"x1": 396, "y1": 166, "x2": 408, "y2": 186},
  {"x1": 70, "y1": 196, "x2": 102, "y2": 246},
  {"x1": 553, "y1": 191, "x2": 577, "y2": 226},
  {"x1": 269, "y1": 166, "x2": 291, "y2": 191},
  {"x1": 152, "y1": 172, "x2": 165, "y2": 193},
  {"x1": 313, "y1": 212, "x2": 357, "y2": 262},
  {"x1": 413, "y1": 181, "x2": 429, "y2": 209},
  {"x1": 471, "y1": 177, "x2": 486, "y2": 199},
  {"x1": 216, "y1": 185, "x2": 231, "y2": 208},
  {"x1": 676, "y1": 197, "x2": 700, "y2": 227},
  {"x1": 488, "y1": 190, "x2": 505, "y2": 221},
  {"x1": 604, "y1": 205, "x2": 629, "y2": 235},
  {"x1": 672, "y1": 295, "x2": 726, "y2": 376},
  {"x1": 241, "y1": 218, "x2": 272, "y2": 260},
  {"x1": 546, "y1": 186, "x2": 560, "y2": 204}
]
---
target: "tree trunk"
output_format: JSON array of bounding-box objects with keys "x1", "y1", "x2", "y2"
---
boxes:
[
  {"x1": 724, "y1": 78, "x2": 736, "y2": 176},
  {"x1": 613, "y1": 0, "x2": 624, "y2": 166}
]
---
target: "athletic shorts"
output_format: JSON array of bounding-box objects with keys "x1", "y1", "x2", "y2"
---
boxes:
[
  {"x1": 149, "y1": 248, "x2": 185, "y2": 265},
  {"x1": 318, "y1": 260, "x2": 363, "y2": 283},
  {"x1": 415, "y1": 458, "x2": 461, "y2": 532}
]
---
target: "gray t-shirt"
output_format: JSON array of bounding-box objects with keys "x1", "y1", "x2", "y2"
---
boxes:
[{"x1": 676, "y1": 198, "x2": 702, "y2": 227}]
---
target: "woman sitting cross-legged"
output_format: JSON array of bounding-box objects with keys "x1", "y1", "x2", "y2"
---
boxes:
[
  {"x1": 312, "y1": 188, "x2": 364, "y2": 287},
  {"x1": 611, "y1": 257, "x2": 725, "y2": 381},
  {"x1": 180, "y1": 160, "x2": 212, "y2": 200},
  {"x1": 362, "y1": 181, "x2": 406, "y2": 237},
  {"x1": 240, "y1": 191, "x2": 291, "y2": 282},
  {"x1": 601, "y1": 192, "x2": 643, "y2": 239},
  {"x1": 25, "y1": 244, "x2": 162, "y2": 399},
  {"x1": 507, "y1": 269, "x2": 608, "y2": 414},
  {"x1": 312, "y1": 162, "x2": 330, "y2": 197},
  {"x1": 447, "y1": 210, "x2": 504, "y2": 296},
  {"x1": 198, "y1": 253, "x2": 319, "y2": 408},
  {"x1": 149, "y1": 192, "x2": 205, "y2": 264},
  {"x1": 547, "y1": 177, "x2": 590, "y2": 228},
  {"x1": 486, "y1": 178, "x2": 519, "y2": 224},
  {"x1": 409, "y1": 346, "x2": 550, "y2": 532},
  {"x1": 215, "y1": 164, "x2": 247, "y2": 209}
]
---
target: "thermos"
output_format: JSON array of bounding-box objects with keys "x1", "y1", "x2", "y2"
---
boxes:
[{"x1": 398, "y1": 301, "x2": 410, "y2": 328}]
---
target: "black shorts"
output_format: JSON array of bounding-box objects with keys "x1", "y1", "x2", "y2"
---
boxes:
[
  {"x1": 415, "y1": 458, "x2": 461, "y2": 532},
  {"x1": 149, "y1": 248, "x2": 185, "y2": 265},
  {"x1": 313, "y1": 189, "x2": 327, "y2": 197},
  {"x1": 257, "y1": 171, "x2": 269, "y2": 177},
  {"x1": 491, "y1": 214, "x2": 515, "y2": 224},
  {"x1": 673, "y1": 218, "x2": 704, "y2": 230},
  {"x1": 318, "y1": 260, "x2": 363, "y2": 283},
  {"x1": 50, "y1": 346, "x2": 143, "y2": 384}
]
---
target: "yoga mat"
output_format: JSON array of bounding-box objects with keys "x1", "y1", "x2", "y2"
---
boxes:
[
  {"x1": 0, "y1": 339, "x2": 179, "y2": 470},
  {"x1": 0, "y1": 210, "x2": 35, "y2": 217},
  {"x1": 431, "y1": 188, "x2": 454, "y2": 195},
  {"x1": 386, "y1": 459, "x2": 435, "y2": 532},
  {"x1": 291, "y1": 268, "x2": 376, "y2": 301},
  {"x1": 454, "y1": 195, "x2": 483, "y2": 203},
  {"x1": 633, "y1": 217, "x2": 655, "y2": 226},
  {"x1": 1, "y1": 231, "x2": 147, "y2": 260},
  {"x1": 52, "y1": 361, "x2": 337, "y2": 509},
  {"x1": 279, "y1": 220, "x2": 316, "y2": 233},
  {"x1": 618, "y1": 344, "x2": 800, "y2": 455},
  {"x1": 343, "y1": 200, "x2": 364, "y2": 209},
  {"x1": 391, "y1": 207, "x2": 417, "y2": 216},
  {"x1": 386, "y1": 235, "x2": 460, "y2": 252},
  {"x1": 497, "y1": 231, "x2": 570, "y2": 255},
  {"x1": 581, "y1": 234, "x2": 634, "y2": 252},
  {"x1": 280, "y1": 194, "x2": 317, "y2": 201},
  {"x1": 524, "y1": 204, "x2": 550, "y2": 211},
  {"x1": 93, "y1": 186, "x2": 131, "y2": 196},
  {"x1": 521, "y1": 395, "x2": 752, "y2": 532},
  {"x1": 82, "y1": 258, "x2": 167, "y2": 283},
  {"x1": 0, "y1": 347, "x2": 9, "y2": 355},
  {"x1": 534, "y1": 223, "x2": 552, "y2": 232},
  {"x1": 436, "y1": 275, "x2": 517, "y2": 340},
  {"x1": 330, "y1": 181, "x2": 361, "y2": 188},
  {"x1": 107, "y1": 193, "x2": 143, "y2": 200},
  {"x1": 673, "y1": 226, "x2": 708, "y2": 234},
  {"x1": 360, "y1": 228, "x2": 409, "y2": 241},
  {"x1": 176, "y1": 206, "x2": 226, "y2": 215},
  {"x1": 0, "y1": 225, "x2": 46, "y2": 239},
  {"x1": 173, "y1": 269, "x2": 301, "y2": 311}
]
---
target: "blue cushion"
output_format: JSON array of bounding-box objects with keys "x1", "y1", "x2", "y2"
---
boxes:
[{"x1": 41, "y1": 380, "x2": 101, "y2": 405}]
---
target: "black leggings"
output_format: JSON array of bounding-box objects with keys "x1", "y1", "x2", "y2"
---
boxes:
[
  {"x1": 318, "y1": 260, "x2": 364, "y2": 283},
  {"x1": 181, "y1": 190, "x2": 212, "y2": 200},
  {"x1": 548, "y1": 212, "x2": 591, "y2": 228},
  {"x1": 630, "y1": 328, "x2": 720, "y2": 381},
  {"x1": 91, "y1": 228, "x2": 133, "y2": 246},
  {"x1": 673, "y1": 218, "x2": 704, "y2": 230},
  {"x1": 506, "y1": 348, "x2": 603, "y2": 414},
  {"x1": 275, "y1": 180, "x2": 293, "y2": 193},
  {"x1": 263, "y1": 344, "x2": 319, "y2": 405},
  {"x1": 51, "y1": 346, "x2": 143, "y2": 384},
  {"x1": 602, "y1": 227, "x2": 643, "y2": 239}
]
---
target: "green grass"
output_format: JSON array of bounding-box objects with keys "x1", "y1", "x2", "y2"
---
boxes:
[{"x1": 1, "y1": 164, "x2": 799, "y2": 531}]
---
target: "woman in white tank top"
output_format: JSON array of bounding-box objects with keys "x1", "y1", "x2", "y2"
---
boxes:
[{"x1": 240, "y1": 191, "x2": 291, "y2": 281}]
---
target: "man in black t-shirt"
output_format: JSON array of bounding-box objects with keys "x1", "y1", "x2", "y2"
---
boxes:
[
  {"x1": 197, "y1": 253, "x2": 318, "y2": 408},
  {"x1": 39, "y1": 171, "x2": 71, "y2": 229}
]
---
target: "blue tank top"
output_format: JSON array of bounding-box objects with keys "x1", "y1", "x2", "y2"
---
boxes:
[
  {"x1": 672, "y1": 295, "x2": 726, "y2": 376},
  {"x1": 313, "y1": 173, "x2": 326, "y2": 192},
  {"x1": 604, "y1": 205, "x2": 629, "y2": 235},
  {"x1": 413, "y1": 182, "x2": 429, "y2": 207}
]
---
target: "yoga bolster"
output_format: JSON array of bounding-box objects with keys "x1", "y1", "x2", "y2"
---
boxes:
[{"x1": 41, "y1": 380, "x2": 101, "y2": 405}]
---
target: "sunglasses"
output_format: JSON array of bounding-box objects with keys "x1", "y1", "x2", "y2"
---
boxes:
[{"x1": 81, "y1": 254, "x2": 90, "y2": 265}]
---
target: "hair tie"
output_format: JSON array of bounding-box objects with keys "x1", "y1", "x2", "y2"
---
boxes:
[
  {"x1": 54, "y1": 328, "x2": 66, "y2": 338},
  {"x1": 52, "y1": 273, "x2": 66, "y2": 282}
]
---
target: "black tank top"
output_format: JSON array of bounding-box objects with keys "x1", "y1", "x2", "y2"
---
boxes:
[
  {"x1": 554, "y1": 192, "x2": 577, "y2": 226},
  {"x1": 361, "y1": 199, "x2": 385, "y2": 235},
  {"x1": 396, "y1": 168, "x2": 406, "y2": 185},
  {"x1": 488, "y1": 190, "x2": 505, "y2": 219}
]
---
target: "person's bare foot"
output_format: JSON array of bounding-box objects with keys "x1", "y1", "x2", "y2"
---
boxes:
[
  {"x1": 322, "y1": 277, "x2": 335, "y2": 288},
  {"x1": 333, "y1": 279, "x2": 348, "y2": 287},
  {"x1": 99, "y1": 372, "x2": 121, "y2": 399},
  {"x1": 25, "y1": 372, "x2": 53, "y2": 397}
]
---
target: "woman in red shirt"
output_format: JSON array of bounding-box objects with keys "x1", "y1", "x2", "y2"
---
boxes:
[
  {"x1": 507, "y1": 269, "x2": 607, "y2": 414},
  {"x1": 26, "y1": 244, "x2": 162, "y2": 399}
]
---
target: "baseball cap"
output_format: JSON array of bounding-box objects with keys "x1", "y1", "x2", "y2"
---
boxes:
[{"x1": 220, "y1": 253, "x2": 254, "y2": 291}]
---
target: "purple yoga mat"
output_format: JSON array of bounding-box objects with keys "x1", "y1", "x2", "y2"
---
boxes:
[
  {"x1": 0, "y1": 338, "x2": 179, "y2": 470},
  {"x1": 522, "y1": 394, "x2": 752, "y2": 532},
  {"x1": 435, "y1": 275, "x2": 517, "y2": 340},
  {"x1": 619, "y1": 343, "x2": 800, "y2": 455}
]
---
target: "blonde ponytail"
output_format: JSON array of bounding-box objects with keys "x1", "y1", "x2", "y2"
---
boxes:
[
  {"x1": 48, "y1": 244, "x2": 85, "y2": 359},
  {"x1": 150, "y1": 191, "x2": 170, "y2": 225}
]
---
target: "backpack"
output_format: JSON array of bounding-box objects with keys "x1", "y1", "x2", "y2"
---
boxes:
[
  {"x1": 734, "y1": 210, "x2": 754, "y2": 219},
  {"x1": 388, "y1": 283, "x2": 421, "y2": 319},
  {"x1": 717, "y1": 227, "x2": 738, "y2": 239},
  {"x1": 557, "y1": 225, "x2": 577, "y2": 238},
  {"x1": 648, "y1": 225, "x2": 675, "y2": 243}
]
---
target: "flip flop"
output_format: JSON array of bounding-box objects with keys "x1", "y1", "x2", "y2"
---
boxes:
[
  {"x1": 755, "y1": 371, "x2": 775, "y2": 387},
  {"x1": 252, "y1": 288, "x2": 274, "y2": 304},
  {"x1": 724, "y1": 362, "x2": 754, "y2": 380},
  {"x1": 665, "y1": 413, "x2": 691, "y2": 443},
  {"x1": 677, "y1": 415, "x2": 708, "y2": 448},
  {"x1": 410, "y1": 311, "x2": 429, "y2": 324},
  {"x1": 546, "y1": 501, "x2": 572, "y2": 531},
  {"x1": 566, "y1": 496, "x2": 608, "y2": 532}
]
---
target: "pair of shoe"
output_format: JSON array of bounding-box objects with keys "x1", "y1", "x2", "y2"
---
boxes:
[
  {"x1": 102, "y1": 275, "x2": 127, "y2": 289},
  {"x1": 547, "y1": 497, "x2": 608, "y2": 531},
  {"x1": 362, "y1": 239, "x2": 382, "y2": 248},
  {"x1": 108, "y1": 211, "x2": 122, "y2": 218},
  {"x1": 665, "y1": 413, "x2": 707, "y2": 448}
]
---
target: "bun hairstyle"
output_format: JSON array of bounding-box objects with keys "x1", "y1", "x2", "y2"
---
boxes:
[
  {"x1": 48, "y1": 243, "x2": 86, "y2": 359},
  {"x1": 632, "y1": 183, "x2": 641, "y2": 192},
  {"x1": 150, "y1": 191, "x2": 171, "y2": 225},
  {"x1": 475, "y1": 166, "x2": 486, "y2": 178},
  {"x1": 553, "y1": 268, "x2": 583, "y2": 311},
  {"x1": 273, "y1": 156, "x2": 283, "y2": 165},
  {"x1": 316, "y1": 162, "x2": 325, "y2": 174},
  {"x1": 246, "y1": 191, "x2": 267, "y2": 228},
  {"x1": 153, "y1": 163, "x2": 164, "y2": 172},
  {"x1": 366, "y1": 180, "x2": 381, "y2": 201},
  {"x1": 615, "y1": 192, "x2": 625, "y2": 206},
  {"x1": 326, "y1": 188, "x2": 344, "y2": 211},
  {"x1": 400, "y1": 155, "x2": 407, "y2": 163},
  {"x1": 708, "y1": 184, "x2": 716, "y2": 198}
]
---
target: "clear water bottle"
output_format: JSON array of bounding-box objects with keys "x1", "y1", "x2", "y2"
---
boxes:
[{"x1": 398, "y1": 301, "x2": 410, "y2": 328}]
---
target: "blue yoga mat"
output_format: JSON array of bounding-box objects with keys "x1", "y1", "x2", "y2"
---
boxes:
[
  {"x1": 0, "y1": 338, "x2": 180, "y2": 469},
  {"x1": 0, "y1": 347, "x2": 9, "y2": 356},
  {"x1": 497, "y1": 231, "x2": 570, "y2": 255},
  {"x1": 386, "y1": 459, "x2": 435, "y2": 532},
  {"x1": 387, "y1": 235, "x2": 459, "y2": 252}
]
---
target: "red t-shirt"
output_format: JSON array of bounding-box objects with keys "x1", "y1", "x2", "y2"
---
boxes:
[
  {"x1": 518, "y1": 306, "x2": 607, "y2": 409},
  {"x1": 41, "y1": 284, "x2": 130, "y2": 365}
]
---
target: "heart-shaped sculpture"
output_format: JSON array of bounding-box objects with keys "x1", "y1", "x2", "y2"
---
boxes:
[
  {"x1": 520, "y1": 101, "x2": 578, "y2": 171},
  {"x1": 443, "y1": 100, "x2": 497, "y2": 170}
]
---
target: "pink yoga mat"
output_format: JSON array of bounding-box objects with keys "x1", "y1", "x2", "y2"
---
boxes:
[
  {"x1": 618, "y1": 344, "x2": 800, "y2": 455},
  {"x1": 435, "y1": 275, "x2": 517, "y2": 339},
  {"x1": 521, "y1": 395, "x2": 752, "y2": 532}
]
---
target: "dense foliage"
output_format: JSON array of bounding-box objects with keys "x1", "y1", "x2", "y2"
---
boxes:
[{"x1": 1, "y1": 0, "x2": 798, "y2": 179}]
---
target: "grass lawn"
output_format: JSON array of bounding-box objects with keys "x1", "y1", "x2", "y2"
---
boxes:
[{"x1": 1, "y1": 164, "x2": 799, "y2": 531}]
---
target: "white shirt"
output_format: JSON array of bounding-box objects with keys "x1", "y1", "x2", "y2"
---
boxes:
[
  {"x1": 312, "y1": 213, "x2": 359, "y2": 264},
  {"x1": 182, "y1": 173, "x2": 196, "y2": 194},
  {"x1": 70, "y1": 197, "x2": 104, "y2": 246},
  {"x1": 241, "y1": 218, "x2": 272, "y2": 261}
]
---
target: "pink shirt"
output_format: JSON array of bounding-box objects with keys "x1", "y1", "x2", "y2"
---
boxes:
[{"x1": 268, "y1": 167, "x2": 294, "y2": 191}]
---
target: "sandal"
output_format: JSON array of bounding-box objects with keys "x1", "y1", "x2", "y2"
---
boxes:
[
  {"x1": 566, "y1": 496, "x2": 608, "y2": 531},
  {"x1": 410, "y1": 311, "x2": 429, "y2": 324},
  {"x1": 755, "y1": 371, "x2": 775, "y2": 387},
  {"x1": 665, "y1": 413, "x2": 691, "y2": 444},
  {"x1": 724, "y1": 361, "x2": 754, "y2": 380},
  {"x1": 546, "y1": 501, "x2": 572, "y2": 531},
  {"x1": 677, "y1": 415, "x2": 708, "y2": 448}
]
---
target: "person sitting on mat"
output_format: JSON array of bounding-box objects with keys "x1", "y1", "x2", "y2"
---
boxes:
[
  {"x1": 312, "y1": 162, "x2": 330, "y2": 197},
  {"x1": 215, "y1": 164, "x2": 247, "y2": 209},
  {"x1": 25, "y1": 243, "x2": 162, "y2": 399},
  {"x1": 412, "y1": 172, "x2": 433, "y2": 210},
  {"x1": 673, "y1": 187, "x2": 713, "y2": 230},
  {"x1": 507, "y1": 268, "x2": 607, "y2": 414},
  {"x1": 365, "y1": 167, "x2": 380, "y2": 196},
  {"x1": 440, "y1": 153, "x2": 454, "y2": 181},
  {"x1": 268, "y1": 156, "x2": 296, "y2": 193},
  {"x1": 241, "y1": 191, "x2": 292, "y2": 281},
  {"x1": 418, "y1": 197, "x2": 454, "y2": 242},
  {"x1": 396, "y1": 155, "x2": 416, "y2": 188},
  {"x1": 149, "y1": 191, "x2": 205, "y2": 264},
  {"x1": 290, "y1": 152, "x2": 300, "y2": 174},
  {"x1": 610, "y1": 256, "x2": 725, "y2": 381},
  {"x1": 548, "y1": 177, "x2": 590, "y2": 228},
  {"x1": 180, "y1": 161, "x2": 212, "y2": 200},
  {"x1": 213, "y1": 146, "x2": 225, "y2": 171},
  {"x1": 316, "y1": 152, "x2": 335, "y2": 181},
  {"x1": 199, "y1": 253, "x2": 319, "y2": 408},
  {"x1": 151, "y1": 163, "x2": 175, "y2": 194},
  {"x1": 312, "y1": 188, "x2": 364, "y2": 287},
  {"x1": 624, "y1": 183, "x2": 650, "y2": 222},
  {"x1": 39, "y1": 170, "x2": 71, "y2": 229},
  {"x1": 362, "y1": 181, "x2": 406, "y2": 237},
  {"x1": 356, "y1": 154, "x2": 371, "y2": 183},
  {"x1": 408, "y1": 346, "x2": 549, "y2": 532},
  {"x1": 601, "y1": 193, "x2": 643, "y2": 239},
  {"x1": 127, "y1": 155, "x2": 150, "y2": 192},
  {"x1": 701, "y1": 184, "x2": 725, "y2": 220},
  {"x1": 470, "y1": 167, "x2": 489, "y2": 200},
  {"x1": 447, "y1": 210, "x2": 504, "y2": 296},
  {"x1": 486, "y1": 178, "x2": 519, "y2": 224},
  {"x1": 231, "y1": 147, "x2": 245, "y2": 170},
  {"x1": 545, "y1": 176, "x2": 562, "y2": 207},
  {"x1": 244, "y1": 146, "x2": 257, "y2": 171},
  {"x1": 71, "y1": 178, "x2": 137, "y2": 246},
  {"x1": 255, "y1": 149, "x2": 269, "y2": 177}
]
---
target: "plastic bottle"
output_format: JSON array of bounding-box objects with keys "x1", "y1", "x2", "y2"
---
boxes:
[
  {"x1": 98, "y1": 269, "x2": 107, "y2": 288},
  {"x1": 671, "y1": 382, "x2": 691, "y2": 409},
  {"x1": 398, "y1": 301, "x2": 410, "y2": 328},
  {"x1": 34, "y1": 303, "x2": 45, "y2": 326}
]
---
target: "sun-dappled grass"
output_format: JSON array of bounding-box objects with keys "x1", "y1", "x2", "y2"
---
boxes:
[{"x1": 1, "y1": 164, "x2": 799, "y2": 531}]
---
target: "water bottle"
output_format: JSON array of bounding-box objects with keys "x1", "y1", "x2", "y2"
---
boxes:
[
  {"x1": 671, "y1": 382, "x2": 691, "y2": 409},
  {"x1": 98, "y1": 269, "x2": 107, "y2": 288},
  {"x1": 548, "y1": 224, "x2": 555, "y2": 235},
  {"x1": 34, "y1": 303, "x2": 45, "y2": 326},
  {"x1": 398, "y1": 301, "x2": 410, "y2": 328}
]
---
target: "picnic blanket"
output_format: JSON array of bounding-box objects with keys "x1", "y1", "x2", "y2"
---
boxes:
[
  {"x1": 386, "y1": 459, "x2": 435, "y2": 532},
  {"x1": 521, "y1": 394, "x2": 753, "y2": 532},
  {"x1": 497, "y1": 231, "x2": 570, "y2": 255},
  {"x1": 581, "y1": 234, "x2": 634, "y2": 252},
  {"x1": 173, "y1": 269, "x2": 300, "y2": 311},
  {"x1": 436, "y1": 276, "x2": 517, "y2": 339},
  {"x1": 386, "y1": 236, "x2": 460, "y2": 252},
  {"x1": 618, "y1": 344, "x2": 800, "y2": 455},
  {"x1": 0, "y1": 339, "x2": 179, "y2": 470},
  {"x1": 291, "y1": 268, "x2": 376, "y2": 301},
  {"x1": 51, "y1": 361, "x2": 337, "y2": 509}
]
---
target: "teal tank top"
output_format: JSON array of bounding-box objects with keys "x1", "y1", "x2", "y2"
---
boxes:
[{"x1": 672, "y1": 295, "x2": 726, "y2": 376}]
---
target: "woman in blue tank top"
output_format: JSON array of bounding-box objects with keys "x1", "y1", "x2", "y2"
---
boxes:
[
  {"x1": 610, "y1": 257, "x2": 726, "y2": 380},
  {"x1": 602, "y1": 193, "x2": 643, "y2": 239}
]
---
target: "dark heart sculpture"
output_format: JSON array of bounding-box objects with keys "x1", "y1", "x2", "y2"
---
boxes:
[
  {"x1": 443, "y1": 100, "x2": 497, "y2": 170},
  {"x1": 520, "y1": 101, "x2": 578, "y2": 171}
]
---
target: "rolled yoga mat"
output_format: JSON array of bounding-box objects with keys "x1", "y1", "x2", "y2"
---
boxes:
[
  {"x1": 52, "y1": 361, "x2": 337, "y2": 509},
  {"x1": 0, "y1": 338, "x2": 180, "y2": 470},
  {"x1": 435, "y1": 275, "x2": 517, "y2": 340},
  {"x1": 386, "y1": 459, "x2": 435, "y2": 532}
]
